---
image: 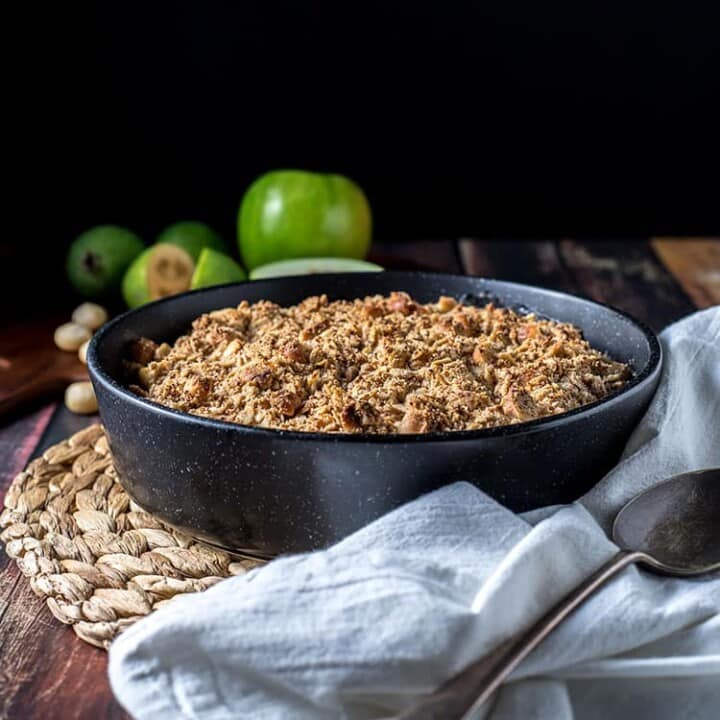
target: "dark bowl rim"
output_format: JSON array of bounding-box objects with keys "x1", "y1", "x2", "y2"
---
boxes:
[{"x1": 87, "y1": 270, "x2": 663, "y2": 444}]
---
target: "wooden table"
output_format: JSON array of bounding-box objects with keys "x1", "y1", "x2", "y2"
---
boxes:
[{"x1": 1, "y1": 238, "x2": 717, "y2": 719}]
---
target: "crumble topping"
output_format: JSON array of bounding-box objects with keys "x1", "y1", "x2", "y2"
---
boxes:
[{"x1": 125, "y1": 292, "x2": 630, "y2": 433}]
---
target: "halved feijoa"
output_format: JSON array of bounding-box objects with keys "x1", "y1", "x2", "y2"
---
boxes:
[{"x1": 122, "y1": 243, "x2": 195, "y2": 308}]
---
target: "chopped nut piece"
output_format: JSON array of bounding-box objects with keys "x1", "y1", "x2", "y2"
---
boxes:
[
  {"x1": 127, "y1": 338, "x2": 159, "y2": 365},
  {"x1": 516, "y1": 324, "x2": 538, "y2": 342},
  {"x1": 155, "y1": 343, "x2": 172, "y2": 359},
  {"x1": 185, "y1": 376, "x2": 211, "y2": 404},
  {"x1": 240, "y1": 365, "x2": 273, "y2": 389},
  {"x1": 282, "y1": 341, "x2": 308, "y2": 364},
  {"x1": 397, "y1": 406, "x2": 428, "y2": 434},
  {"x1": 278, "y1": 391, "x2": 303, "y2": 418},
  {"x1": 340, "y1": 404, "x2": 362, "y2": 431},
  {"x1": 502, "y1": 385, "x2": 538, "y2": 421},
  {"x1": 137, "y1": 367, "x2": 153, "y2": 388},
  {"x1": 472, "y1": 345, "x2": 495, "y2": 365},
  {"x1": 388, "y1": 291, "x2": 417, "y2": 315}
]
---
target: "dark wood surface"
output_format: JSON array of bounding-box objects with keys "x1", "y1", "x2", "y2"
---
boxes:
[
  {"x1": 0, "y1": 314, "x2": 89, "y2": 421},
  {"x1": 0, "y1": 238, "x2": 717, "y2": 720}
]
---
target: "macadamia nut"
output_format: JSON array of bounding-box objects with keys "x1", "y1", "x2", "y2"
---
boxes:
[
  {"x1": 54, "y1": 323, "x2": 92, "y2": 352},
  {"x1": 64, "y1": 381, "x2": 98, "y2": 414},
  {"x1": 72, "y1": 302, "x2": 108, "y2": 331},
  {"x1": 78, "y1": 339, "x2": 90, "y2": 364}
]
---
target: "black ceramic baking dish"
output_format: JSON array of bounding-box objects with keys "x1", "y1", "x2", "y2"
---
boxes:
[{"x1": 87, "y1": 272, "x2": 662, "y2": 557}]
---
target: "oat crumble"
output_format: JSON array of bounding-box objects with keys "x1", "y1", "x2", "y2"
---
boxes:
[{"x1": 125, "y1": 292, "x2": 630, "y2": 433}]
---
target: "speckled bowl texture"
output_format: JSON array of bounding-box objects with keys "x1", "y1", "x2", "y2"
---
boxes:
[{"x1": 88, "y1": 273, "x2": 662, "y2": 556}]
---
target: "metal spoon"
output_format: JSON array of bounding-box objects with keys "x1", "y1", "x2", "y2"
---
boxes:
[{"x1": 400, "y1": 468, "x2": 720, "y2": 720}]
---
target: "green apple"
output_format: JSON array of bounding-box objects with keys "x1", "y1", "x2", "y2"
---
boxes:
[{"x1": 238, "y1": 170, "x2": 372, "y2": 270}]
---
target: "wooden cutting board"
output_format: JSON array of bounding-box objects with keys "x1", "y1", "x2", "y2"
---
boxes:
[{"x1": 0, "y1": 317, "x2": 88, "y2": 418}]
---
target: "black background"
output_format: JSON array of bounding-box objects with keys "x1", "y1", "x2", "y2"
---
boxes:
[{"x1": 6, "y1": 1, "x2": 720, "y2": 297}]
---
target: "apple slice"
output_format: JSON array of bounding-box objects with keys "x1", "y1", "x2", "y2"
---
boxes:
[{"x1": 249, "y1": 257, "x2": 383, "y2": 280}]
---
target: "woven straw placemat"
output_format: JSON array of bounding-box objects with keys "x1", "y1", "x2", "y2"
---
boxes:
[{"x1": 0, "y1": 424, "x2": 260, "y2": 649}]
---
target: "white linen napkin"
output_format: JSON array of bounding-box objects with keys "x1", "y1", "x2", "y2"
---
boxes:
[{"x1": 109, "y1": 307, "x2": 720, "y2": 720}]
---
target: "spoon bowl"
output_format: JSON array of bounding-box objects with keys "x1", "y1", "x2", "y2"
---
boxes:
[{"x1": 613, "y1": 468, "x2": 720, "y2": 575}]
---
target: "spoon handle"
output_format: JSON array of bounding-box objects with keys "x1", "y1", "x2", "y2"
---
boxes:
[{"x1": 399, "y1": 549, "x2": 647, "y2": 720}]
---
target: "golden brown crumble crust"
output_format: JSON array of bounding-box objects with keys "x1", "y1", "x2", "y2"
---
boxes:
[{"x1": 126, "y1": 292, "x2": 630, "y2": 433}]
